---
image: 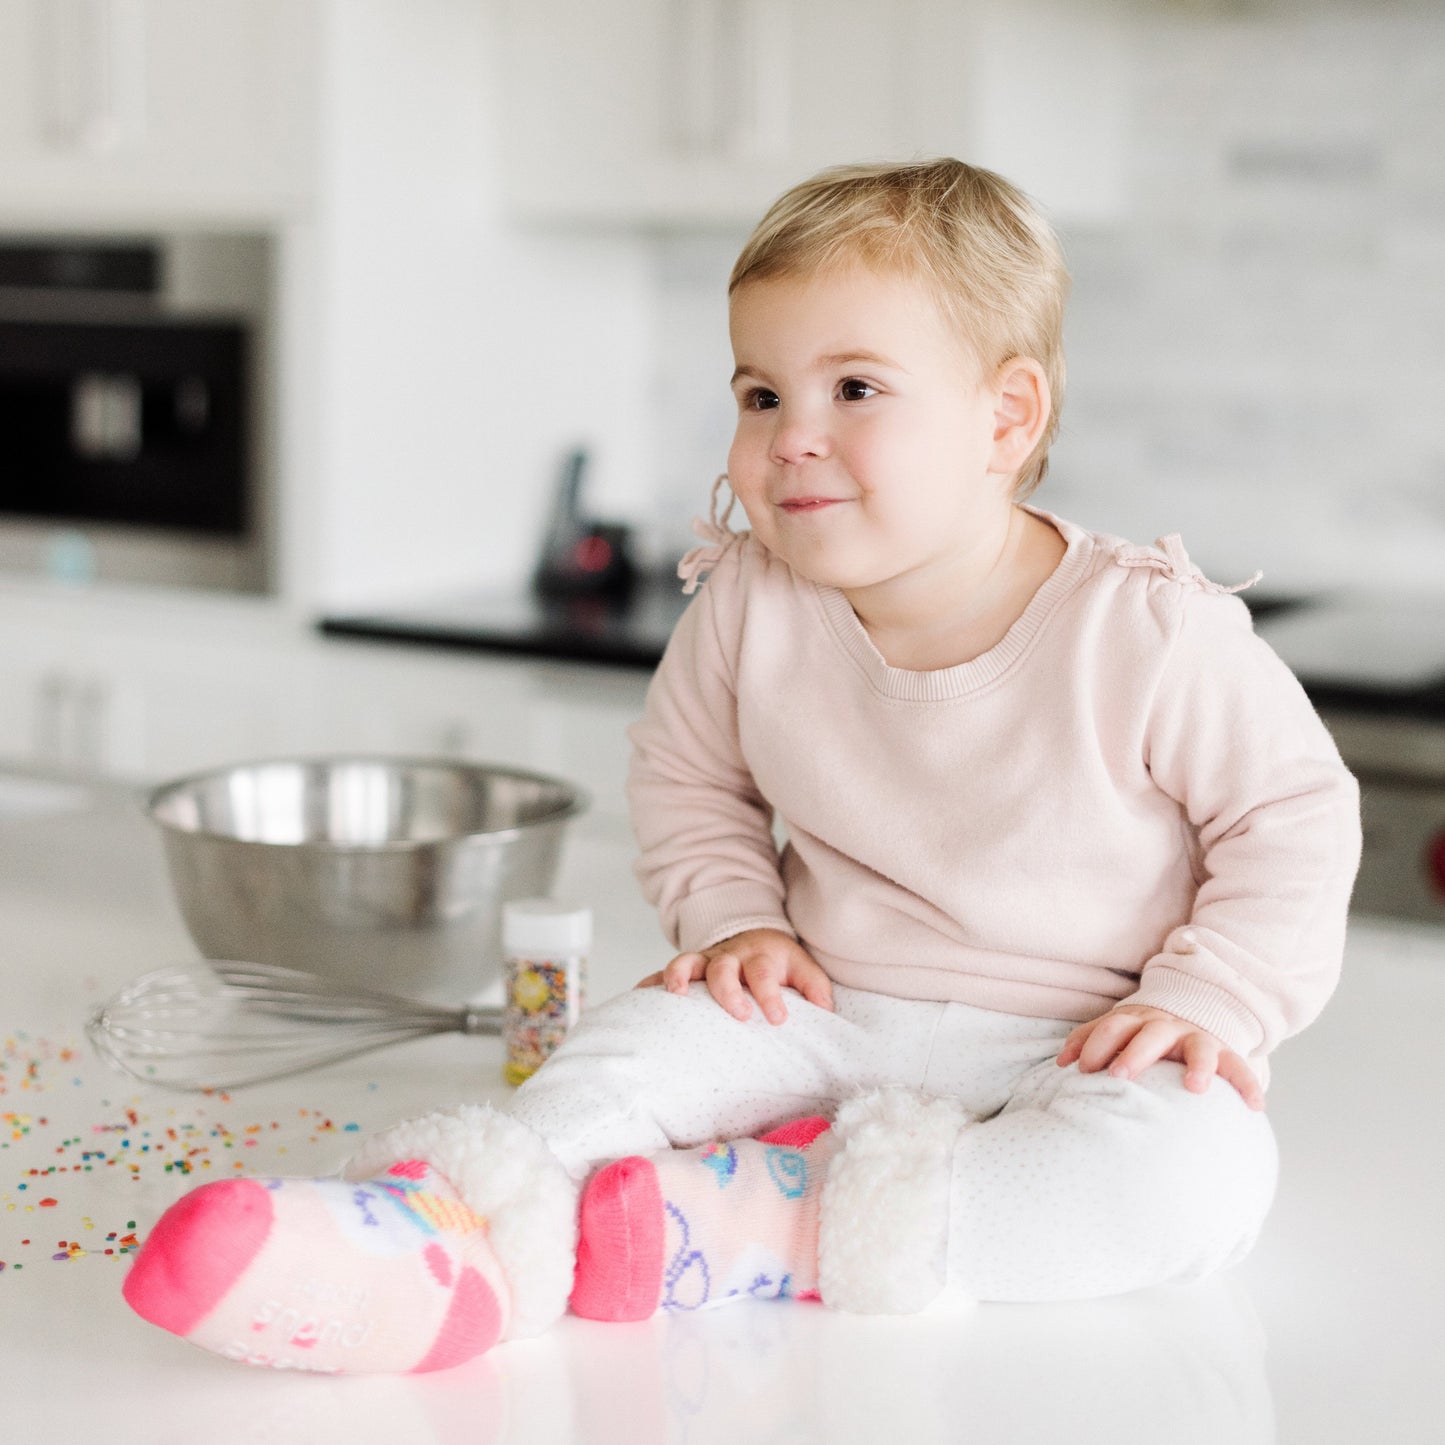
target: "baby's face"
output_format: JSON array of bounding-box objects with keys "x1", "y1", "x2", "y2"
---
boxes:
[{"x1": 727, "y1": 264, "x2": 1014, "y2": 597}]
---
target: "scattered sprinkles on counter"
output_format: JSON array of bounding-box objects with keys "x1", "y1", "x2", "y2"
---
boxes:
[
  {"x1": 2, "y1": 1032, "x2": 366, "y2": 1274},
  {"x1": 2, "y1": 1032, "x2": 81, "y2": 1097}
]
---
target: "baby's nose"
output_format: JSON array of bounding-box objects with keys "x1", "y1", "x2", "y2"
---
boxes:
[{"x1": 768, "y1": 410, "x2": 831, "y2": 465}]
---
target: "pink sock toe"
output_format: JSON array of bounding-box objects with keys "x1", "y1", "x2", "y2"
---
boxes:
[
  {"x1": 123, "y1": 1179, "x2": 275, "y2": 1337},
  {"x1": 570, "y1": 1156, "x2": 665, "y2": 1322}
]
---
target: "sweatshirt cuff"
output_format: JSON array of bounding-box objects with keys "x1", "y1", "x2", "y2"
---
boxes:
[
  {"x1": 1123, "y1": 963, "x2": 1265, "y2": 1057},
  {"x1": 675, "y1": 881, "x2": 794, "y2": 954}
]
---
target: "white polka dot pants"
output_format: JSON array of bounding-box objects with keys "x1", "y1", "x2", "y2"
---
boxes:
[{"x1": 507, "y1": 982, "x2": 1278, "y2": 1303}]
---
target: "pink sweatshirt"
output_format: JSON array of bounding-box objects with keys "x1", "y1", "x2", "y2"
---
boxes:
[{"x1": 627, "y1": 505, "x2": 1362, "y2": 1063}]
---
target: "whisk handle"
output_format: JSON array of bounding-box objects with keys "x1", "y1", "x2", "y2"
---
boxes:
[{"x1": 460, "y1": 1006, "x2": 503, "y2": 1036}]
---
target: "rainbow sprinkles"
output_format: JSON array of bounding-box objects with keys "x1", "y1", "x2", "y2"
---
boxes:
[{"x1": 2, "y1": 1030, "x2": 363, "y2": 1275}]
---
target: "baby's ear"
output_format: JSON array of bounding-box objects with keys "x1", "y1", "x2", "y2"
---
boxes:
[{"x1": 989, "y1": 358, "x2": 1050, "y2": 476}]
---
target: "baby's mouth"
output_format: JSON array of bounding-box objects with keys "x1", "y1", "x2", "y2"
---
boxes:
[{"x1": 778, "y1": 497, "x2": 845, "y2": 513}]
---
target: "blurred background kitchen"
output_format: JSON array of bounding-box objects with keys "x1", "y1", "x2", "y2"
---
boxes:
[{"x1": 2, "y1": 0, "x2": 1443, "y2": 919}]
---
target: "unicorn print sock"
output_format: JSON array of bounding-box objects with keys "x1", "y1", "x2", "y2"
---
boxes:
[
  {"x1": 123, "y1": 1160, "x2": 510, "y2": 1373},
  {"x1": 569, "y1": 1117, "x2": 835, "y2": 1320}
]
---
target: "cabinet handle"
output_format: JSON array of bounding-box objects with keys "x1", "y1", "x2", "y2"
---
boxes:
[
  {"x1": 735, "y1": 0, "x2": 790, "y2": 160},
  {"x1": 36, "y1": 0, "x2": 148, "y2": 154},
  {"x1": 669, "y1": 0, "x2": 721, "y2": 156},
  {"x1": 35, "y1": 671, "x2": 70, "y2": 764},
  {"x1": 31, "y1": 670, "x2": 113, "y2": 771},
  {"x1": 76, "y1": 675, "x2": 111, "y2": 771}
]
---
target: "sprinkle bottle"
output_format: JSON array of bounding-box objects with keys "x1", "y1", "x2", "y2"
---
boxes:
[{"x1": 501, "y1": 898, "x2": 592, "y2": 1087}]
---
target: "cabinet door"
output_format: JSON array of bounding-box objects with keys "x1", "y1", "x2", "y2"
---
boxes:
[
  {"x1": 524, "y1": 664, "x2": 649, "y2": 825},
  {"x1": 302, "y1": 649, "x2": 540, "y2": 767},
  {"x1": 910, "y1": 0, "x2": 1130, "y2": 227},
  {"x1": 0, "y1": 0, "x2": 316, "y2": 223},
  {"x1": 119, "y1": 641, "x2": 302, "y2": 780},
  {"x1": 0, "y1": 639, "x2": 60, "y2": 766},
  {"x1": 0, "y1": 611, "x2": 139, "y2": 771},
  {"x1": 297, "y1": 647, "x2": 647, "y2": 827},
  {"x1": 499, "y1": 0, "x2": 1127, "y2": 228},
  {"x1": 500, "y1": 0, "x2": 914, "y2": 225},
  {"x1": 0, "y1": 607, "x2": 306, "y2": 780},
  {"x1": 498, "y1": 0, "x2": 657, "y2": 222},
  {"x1": 125, "y1": 642, "x2": 542, "y2": 783}
]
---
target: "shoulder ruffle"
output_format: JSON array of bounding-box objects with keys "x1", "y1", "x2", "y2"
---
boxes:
[
  {"x1": 677, "y1": 474, "x2": 751, "y2": 595},
  {"x1": 1113, "y1": 532, "x2": 1262, "y2": 597}
]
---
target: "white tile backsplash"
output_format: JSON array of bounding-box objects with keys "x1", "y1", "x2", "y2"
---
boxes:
[{"x1": 643, "y1": 4, "x2": 1445, "y2": 598}]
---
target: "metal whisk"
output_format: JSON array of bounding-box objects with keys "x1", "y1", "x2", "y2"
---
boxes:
[{"x1": 86, "y1": 960, "x2": 502, "y2": 1093}]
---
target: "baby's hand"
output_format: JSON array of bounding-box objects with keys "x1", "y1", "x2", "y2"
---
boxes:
[
  {"x1": 1056, "y1": 1004, "x2": 1266, "y2": 1111},
  {"x1": 634, "y1": 928, "x2": 834, "y2": 1025}
]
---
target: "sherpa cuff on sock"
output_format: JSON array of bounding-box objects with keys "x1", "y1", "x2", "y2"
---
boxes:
[
  {"x1": 342, "y1": 1104, "x2": 578, "y2": 1340},
  {"x1": 817, "y1": 1088, "x2": 972, "y2": 1315}
]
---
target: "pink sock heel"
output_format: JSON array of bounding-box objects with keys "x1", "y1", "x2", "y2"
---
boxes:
[
  {"x1": 758, "y1": 1117, "x2": 832, "y2": 1149},
  {"x1": 411, "y1": 1265, "x2": 506, "y2": 1373}
]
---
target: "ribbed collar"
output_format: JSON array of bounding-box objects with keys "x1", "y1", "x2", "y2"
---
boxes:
[{"x1": 813, "y1": 505, "x2": 1096, "y2": 701}]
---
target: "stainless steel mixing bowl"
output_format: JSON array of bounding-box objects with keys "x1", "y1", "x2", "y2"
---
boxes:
[{"x1": 147, "y1": 757, "x2": 588, "y2": 1003}]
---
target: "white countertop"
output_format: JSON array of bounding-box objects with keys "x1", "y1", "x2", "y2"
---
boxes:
[{"x1": 4, "y1": 769, "x2": 1444, "y2": 1444}]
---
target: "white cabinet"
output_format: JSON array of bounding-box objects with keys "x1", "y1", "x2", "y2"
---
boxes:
[
  {"x1": 0, "y1": 0, "x2": 318, "y2": 224},
  {"x1": 0, "y1": 586, "x2": 649, "y2": 826},
  {"x1": 499, "y1": 0, "x2": 911, "y2": 225},
  {"x1": 294, "y1": 651, "x2": 644, "y2": 824},
  {"x1": 498, "y1": 0, "x2": 1129, "y2": 228},
  {"x1": 0, "y1": 604, "x2": 307, "y2": 778}
]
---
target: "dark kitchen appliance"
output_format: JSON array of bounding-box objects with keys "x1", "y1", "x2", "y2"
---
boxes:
[
  {"x1": 1319, "y1": 710, "x2": 1445, "y2": 925},
  {"x1": 1253, "y1": 595, "x2": 1445, "y2": 925},
  {"x1": 0, "y1": 235, "x2": 261, "y2": 590},
  {"x1": 0, "y1": 314, "x2": 249, "y2": 536},
  {"x1": 532, "y1": 448, "x2": 638, "y2": 602}
]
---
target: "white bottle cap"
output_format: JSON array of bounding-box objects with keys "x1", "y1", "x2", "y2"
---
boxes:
[{"x1": 502, "y1": 898, "x2": 593, "y2": 958}]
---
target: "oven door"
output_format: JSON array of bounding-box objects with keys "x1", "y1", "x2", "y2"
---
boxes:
[{"x1": 0, "y1": 317, "x2": 249, "y2": 536}]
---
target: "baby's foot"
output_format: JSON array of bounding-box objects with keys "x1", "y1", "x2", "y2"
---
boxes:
[
  {"x1": 123, "y1": 1160, "x2": 510, "y2": 1373},
  {"x1": 569, "y1": 1116, "x2": 835, "y2": 1320}
]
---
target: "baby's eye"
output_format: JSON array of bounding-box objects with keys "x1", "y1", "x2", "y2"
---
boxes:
[
  {"x1": 837, "y1": 378, "x2": 878, "y2": 402},
  {"x1": 741, "y1": 387, "x2": 780, "y2": 411}
]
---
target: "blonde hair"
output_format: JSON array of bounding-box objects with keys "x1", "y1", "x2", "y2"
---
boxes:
[{"x1": 729, "y1": 158, "x2": 1070, "y2": 498}]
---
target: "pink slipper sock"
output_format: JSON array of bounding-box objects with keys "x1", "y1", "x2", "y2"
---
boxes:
[
  {"x1": 123, "y1": 1160, "x2": 511, "y2": 1373},
  {"x1": 570, "y1": 1117, "x2": 835, "y2": 1321}
]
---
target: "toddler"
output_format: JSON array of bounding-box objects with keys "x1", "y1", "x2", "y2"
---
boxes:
[{"x1": 121, "y1": 159, "x2": 1361, "y2": 1373}]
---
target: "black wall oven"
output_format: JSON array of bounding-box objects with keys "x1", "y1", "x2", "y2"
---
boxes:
[{"x1": 0, "y1": 236, "x2": 261, "y2": 591}]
